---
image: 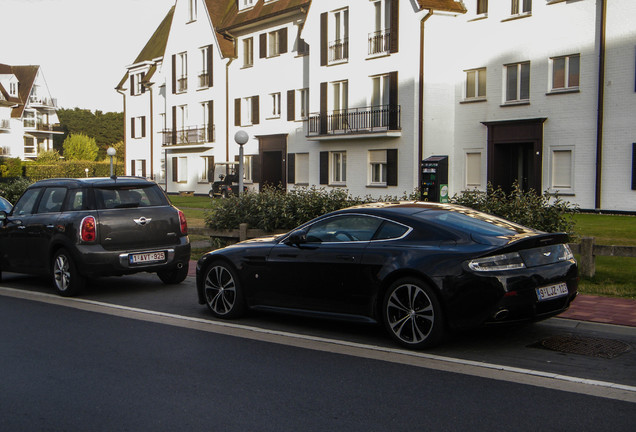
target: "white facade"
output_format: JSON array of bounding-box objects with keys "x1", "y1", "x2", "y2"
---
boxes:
[{"x1": 120, "y1": 0, "x2": 636, "y2": 212}]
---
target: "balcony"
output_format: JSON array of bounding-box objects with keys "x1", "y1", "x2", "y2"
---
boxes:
[
  {"x1": 177, "y1": 77, "x2": 188, "y2": 93},
  {"x1": 0, "y1": 119, "x2": 10, "y2": 131},
  {"x1": 28, "y1": 96, "x2": 58, "y2": 108},
  {"x1": 328, "y1": 38, "x2": 348, "y2": 64},
  {"x1": 198, "y1": 73, "x2": 210, "y2": 88},
  {"x1": 307, "y1": 104, "x2": 401, "y2": 140},
  {"x1": 162, "y1": 125, "x2": 215, "y2": 148},
  {"x1": 368, "y1": 29, "x2": 391, "y2": 56}
]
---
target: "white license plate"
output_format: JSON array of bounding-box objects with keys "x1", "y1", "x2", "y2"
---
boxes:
[
  {"x1": 129, "y1": 251, "x2": 166, "y2": 265},
  {"x1": 536, "y1": 282, "x2": 569, "y2": 301}
]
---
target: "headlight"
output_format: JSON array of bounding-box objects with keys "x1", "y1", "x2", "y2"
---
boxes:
[{"x1": 468, "y1": 252, "x2": 526, "y2": 272}]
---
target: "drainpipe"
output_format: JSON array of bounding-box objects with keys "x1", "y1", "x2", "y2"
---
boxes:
[
  {"x1": 115, "y1": 86, "x2": 127, "y2": 175},
  {"x1": 148, "y1": 83, "x2": 154, "y2": 179},
  {"x1": 595, "y1": 0, "x2": 607, "y2": 210},
  {"x1": 226, "y1": 57, "x2": 235, "y2": 161},
  {"x1": 418, "y1": 9, "x2": 434, "y2": 196}
]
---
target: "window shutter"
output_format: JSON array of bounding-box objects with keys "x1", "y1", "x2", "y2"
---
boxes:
[
  {"x1": 141, "y1": 116, "x2": 146, "y2": 138},
  {"x1": 252, "y1": 96, "x2": 260, "y2": 125},
  {"x1": 234, "y1": 98, "x2": 241, "y2": 126},
  {"x1": 320, "y1": 12, "x2": 328, "y2": 66},
  {"x1": 141, "y1": 73, "x2": 146, "y2": 94},
  {"x1": 387, "y1": 149, "x2": 398, "y2": 186},
  {"x1": 260, "y1": 33, "x2": 267, "y2": 58},
  {"x1": 390, "y1": 0, "x2": 399, "y2": 53},
  {"x1": 130, "y1": 160, "x2": 135, "y2": 175},
  {"x1": 633, "y1": 143, "x2": 636, "y2": 190},
  {"x1": 130, "y1": 75, "x2": 134, "y2": 96},
  {"x1": 287, "y1": 153, "x2": 295, "y2": 184},
  {"x1": 171, "y1": 54, "x2": 176, "y2": 94},
  {"x1": 172, "y1": 157, "x2": 178, "y2": 182},
  {"x1": 320, "y1": 82, "x2": 328, "y2": 134},
  {"x1": 171, "y1": 106, "x2": 177, "y2": 145},
  {"x1": 141, "y1": 160, "x2": 147, "y2": 178},
  {"x1": 252, "y1": 154, "x2": 261, "y2": 183},
  {"x1": 389, "y1": 71, "x2": 399, "y2": 130},
  {"x1": 287, "y1": 89, "x2": 295, "y2": 121},
  {"x1": 207, "y1": 45, "x2": 213, "y2": 87},
  {"x1": 279, "y1": 28, "x2": 288, "y2": 54},
  {"x1": 130, "y1": 118, "x2": 135, "y2": 138},
  {"x1": 208, "y1": 100, "x2": 214, "y2": 142},
  {"x1": 319, "y1": 151, "x2": 328, "y2": 185}
]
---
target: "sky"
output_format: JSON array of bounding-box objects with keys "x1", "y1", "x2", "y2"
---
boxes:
[{"x1": 1, "y1": 0, "x2": 177, "y2": 113}]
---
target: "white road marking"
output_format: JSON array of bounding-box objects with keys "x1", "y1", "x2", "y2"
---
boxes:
[{"x1": 2, "y1": 286, "x2": 635, "y2": 403}]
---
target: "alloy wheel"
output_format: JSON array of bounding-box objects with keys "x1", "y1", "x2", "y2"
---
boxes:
[{"x1": 385, "y1": 282, "x2": 436, "y2": 346}]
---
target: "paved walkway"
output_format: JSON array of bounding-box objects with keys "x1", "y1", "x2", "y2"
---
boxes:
[{"x1": 187, "y1": 260, "x2": 636, "y2": 328}]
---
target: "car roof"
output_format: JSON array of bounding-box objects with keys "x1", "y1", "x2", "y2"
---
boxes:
[{"x1": 28, "y1": 177, "x2": 157, "y2": 188}]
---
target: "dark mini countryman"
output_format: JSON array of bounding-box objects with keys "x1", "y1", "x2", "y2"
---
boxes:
[{"x1": 0, "y1": 177, "x2": 191, "y2": 296}]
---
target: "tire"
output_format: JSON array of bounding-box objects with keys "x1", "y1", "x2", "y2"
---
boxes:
[
  {"x1": 208, "y1": 189, "x2": 215, "y2": 199},
  {"x1": 220, "y1": 190, "x2": 228, "y2": 199},
  {"x1": 52, "y1": 248, "x2": 85, "y2": 297},
  {"x1": 202, "y1": 261, "x2": 245, "y2": 319},
  {"x1": 382, "y1": 277, "x2": 444, "y2": 349},
  {"x1": 157, "y1": 262, "x2": 189, "y2": 284}
]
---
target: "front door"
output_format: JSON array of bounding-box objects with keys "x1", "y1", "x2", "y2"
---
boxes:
[
  {"x1": 492, "y1": 142, "x2": 534, "y2": 193},
  {"x1": 258, "y1": 134, "x2": 287, "y2": 190}
]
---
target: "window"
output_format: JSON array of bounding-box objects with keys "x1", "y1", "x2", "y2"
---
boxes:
[
  {"x1": 37, "y1": 188, "x2": 66, "y2": 213},
  {"x1": 269, "y1": 31, "x2": 280, "y2": 57},
  {"x1": 511, "y1": 0, "x2": 532, "y2": 15},
  {"x1": 466, "y1": 152, "x2": 482, "y2": 187},
  {"x1": 131, "y1": 116, "x2": 146, "y2": 139},
  {"x1": 131, "y1": 72, "x2": 145, "y2": 96},
  {"x1": 305, "y1": 215, "x2": 383, "y2": 243},
  {"x1": 177, "y1": 52, "x2": 188, "y2": 93},
  {"x1": 551, "y1": 149, "x2": 573, "y2": 189},
  {"x1": 369, "y1": 0, "x2": 391, "y2": 55},
  {"x1": 329, "y1": 8, "x2": 349, "y2": 63},
  {"x1": 9, "y1": 82, "x2": 18, "y2": 96},
  {"x1": 369, "y1": 150, "x2": 387, "y2": 185},
  {"x1": 297, "y1": 88, "x2": 308, "y2": 120},
  {"x1": 371, "y1": 74, "x2": 390, "y2": 128},
  {"x1": 201, "y1": 101, "x2": 214, "y2": 142},
  {"x1": 12, "y1": 188, "x2": 41, "y2": 216},
  {"x1": 477, "y1": 0, "x2": 488, "y2": 15},
  {"x1": 235, "y1": 96, "x2": 260, "y2": 126},
  {"x1": 172, "y1": 156, "x2": 187, "y2": 183},
  {"x1": 24, "y1": 136, "x2": 35, "y2": 155},
  {"x1": 239, "y1": 0, "x2": 255, "y2": 11},
  {"x1": 199, "y1": 156, "x2": 214, "y2": 182},
  {"x1": 269, "y1": 92, "x2": 281, "y2": 118},
  {"x1": 331, "y1": 151, "x2": 346, "y2": 184},
  {"x1": 188, "y1": 0, "x2": 197, "y2": 21},
  {"x1": 550, "y1": 54, "x2": 580, "y2": 91},
  {"x1": 295, "y1": 153, "x2": 309, "y2": 184},
  {"x1": 199, "y1": 46, "x2": 212, "y2": 88},
  {"x1": 260, "y1": 29, "x2": 288, "y2": 58},
  {"x1": 505, "y1": 62, "x2": 530, "y2": 103},
  {"x1": 243, "y1": 37, "x2": 253, "y2": 67},
  {"x1": 465, "y1": 68, "x2": 487, "y2": 100},
  {"x1": 243, "y1": 155, "x2": 254, "y2": 183},
  {"x1": 130, "y1": 160, "x2": 147, "y2": 178}
]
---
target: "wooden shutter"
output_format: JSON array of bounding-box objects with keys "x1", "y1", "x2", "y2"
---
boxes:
[
  {"x1": 320, "y1": 82, "x2": 328, "y2": 134},
  {"x1": 287, "y1": 153, "x2": 295, "y2": 184},
  {"x1": 387, "y1": 149, "x2": 398, "y2": 186},
  {"x1": 208, "y1": 101, "x2": 214, "y2": 142},
  {"x1": 633, "y1": 143, "x2": 636, "y2": 190},
  {"x1": 130, "y1": 75, "x2": 134, "y2": 96},
  {"x1": 319, "y1": 151, "x2": 328, "y2": 185},
  {"x1": 141, "y1": 160, "x2": 147, "y2": 178},
  {"x1": 252, "y1": 154, "x2": 261, "y2": 183},
  {"x1": 171, "y1": 54, "x2": 176, "y2": 94},
  {"x1": 207, "y1": 45, "x2": 213, "y2": 87},
  {"x1": 171, "y1": 157, "x2": 178, "y2": 182},
  {"x1": 141, "y1": 116, "x2": 146, "y2": 138},
  {"x1": 252, "y1": 96, "x2": 260, "y2": 125},
  {"x1": 259, "y1": 33, "x2": 267, "y2": 58},
  {"x1": 130, "y1": 118, "x2": 135, "y2": 138},
  {"x1": 390, "y1": 0, "x2": 399, "y2": 53},
  {"x1": 389, "y1": 71, "x2": 399, "y2": 130},
  {"x1": 287, "y1": 89, "x2": 295, "y2": 121},
  {"x1": 130, "y1": 160, "x2": 135, "y2": 176},
  {"x1": 141, "y1": 73, "x2": 145, "y2": 94},
  {"x1": 171, "y1": 106, "x2": 177, "y2": 145},
  {"x1": 279, "y1": 28, "x2": 288, "y2": 54},
  {"x1": 320, "y1": 12, "x2": 328, "y2": 66},
  {"x1": 234, "y1": 98, "x2": 241, "y2": 126}
]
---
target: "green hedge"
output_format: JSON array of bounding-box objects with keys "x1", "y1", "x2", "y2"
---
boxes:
[{"x1": 25, "y1": 160, "x2": 124, "y2": 180}]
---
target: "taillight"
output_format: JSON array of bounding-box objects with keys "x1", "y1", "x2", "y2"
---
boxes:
[
  {"x1": 80, "y1": 216, "x2": 96, "y2": 242},
  {"x1": 178, "y1": 210, "x2": 188, "y2": 235}
]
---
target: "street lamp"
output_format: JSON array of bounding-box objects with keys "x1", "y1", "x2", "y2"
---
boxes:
[
  {"x1": 234, "y1": 130, "x2": 249, "y2": 196},
  {"x1": 107, "y1": 147, "x2": 116, "y2": 178},
  {"x1": 85, "y1": 168, "x2": 89, "y2": 178}
]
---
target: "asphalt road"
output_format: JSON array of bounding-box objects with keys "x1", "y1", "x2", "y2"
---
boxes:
[{"x1": 1, "y1": 272, "x2": 635, "y2": 431}]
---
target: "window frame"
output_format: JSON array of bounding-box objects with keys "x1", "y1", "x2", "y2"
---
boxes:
[
  {"x1": 330, "y1": 151, "x2": 347, "y2": 185},
  {"x1": 504, "y1": 61, "x2": 530, "y2": 104},
  {"x1": 549, "y1": 54, "x2": 580, "y2": 93},
  {"x1": 243, "y1": 37, "x2": 254, "y2": 68},
  {"x1": 550, "y1": 147, "x2": 575, "y2": 193},
  {"x1": 465, "y1": 151, "x2": 482, "y2": 188},
  {"x1": 368, "y1": 150, "x2": 388, "y2": 186},
  {"x1": 269, "y1": 92, "x2": 281, "y2": 119},
  {"x1": 464, "y1": 67, "x2": 487, "y2": 101}
]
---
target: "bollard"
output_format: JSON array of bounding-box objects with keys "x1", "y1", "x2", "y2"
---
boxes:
[{"x1": 579, "y1": 236, "x2": 595, "y2": 278}]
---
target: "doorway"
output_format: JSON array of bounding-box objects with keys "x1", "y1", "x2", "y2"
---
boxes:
[{"x1": 257, "y1": 134, "x2": 287, "y2": 190}]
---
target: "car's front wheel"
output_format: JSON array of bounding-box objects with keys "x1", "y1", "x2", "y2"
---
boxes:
[
  {"x1": 202, "y1": 261, "x2": 245, "y2": 318},
  {"x1": 52, "y1": 248, "x2": 85, "y2": 297},
  {"x1": 157, "y1": 262, "x2": 189, "y2": 284},
  {"x1": 382, "y1": 277, "x2": 444, "y2": 349}
]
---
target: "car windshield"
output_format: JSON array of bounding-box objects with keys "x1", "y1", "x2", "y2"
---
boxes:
[
  {"x1": 94, "y1": 185, "x2": 167, "y2": 209},
  {"x1": 414, "y1": 209, "x2": 530, "y2": 237}
]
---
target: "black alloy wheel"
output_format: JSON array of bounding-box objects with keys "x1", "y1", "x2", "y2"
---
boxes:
[
  {"x1": 203, "y1": 261, "x2": 245, "y2": 318},
  {"x1": 382, "y1": 277, "x2": 444, "y2": 349},
  {"x1": 52, "y1": 248, "x2": 85, "y2": 297}
]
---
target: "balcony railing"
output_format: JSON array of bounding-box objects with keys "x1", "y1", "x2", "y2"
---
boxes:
[
  {"x1": 162, "y1": 125, "x2": 215, "y2": 146},
  {"x1": 23, "y1": 119, "x2": 36, "y2": 128},
  {"x1": 28, "y1": 96, "x2": 58, "y2": 107},
  {"x1": 368, "y1": 29, "x2": 391, "y2": 55},
  {"x1": 0, "y1": 119, "x2": 10, "y2": 130},
  {"x1": 198, "y1": 73, "x2": 209, "y2": 88},
  {"x1": 307, "y1": 104, "x2": 401, "y2": 136},
  {"x1": 328, "y1": 38, "x2": 349, "y2": 63},
  {"x1": 177, "y1": 77, "x2": 188, "y2": 92}
]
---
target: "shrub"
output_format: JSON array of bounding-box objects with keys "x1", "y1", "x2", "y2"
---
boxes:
[{"x1": 0, "y1": 177, "x2": 32, "y2": 204}]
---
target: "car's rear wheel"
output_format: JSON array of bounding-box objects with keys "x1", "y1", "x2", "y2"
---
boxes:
[
  {"x1": 382, "y1": 277, "x2": 444, "y2": 349},
  {"x1": 202, "y1": 261, "x2": 245, "y2": 318},
  {"x1": 157, "y1": 262, "x2": 189, "y2": 284},
  {"x1": 52, "y1": 248, "x2": 85, "y2": 297}
]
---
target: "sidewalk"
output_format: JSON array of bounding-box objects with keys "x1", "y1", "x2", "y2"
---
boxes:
[{"x1": 188, "y1": 260, "x2": 635, "y2": 328}]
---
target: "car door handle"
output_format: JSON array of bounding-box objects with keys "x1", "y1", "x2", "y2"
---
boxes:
[
  {"x1": 337, "y1": 255, "x2": 356, "y2": 262},
  {"x1": 277, "y1": 254, "x2": 298, "y2": 258}
]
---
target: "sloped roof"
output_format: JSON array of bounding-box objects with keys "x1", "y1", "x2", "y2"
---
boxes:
[
  {"x1": 417, "y1": 0, "x2": 467, "y2": 13},
  {"x1": 0, "y1": 63, "x2": 39, "y2": 118},
  {"x1": 216, "y1": 0, "x2": 310, "y2": 31}
]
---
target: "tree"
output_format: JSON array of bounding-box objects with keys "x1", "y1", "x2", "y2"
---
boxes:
[
  {"x1": 55, "y1": 108, "x2": 124, "y2": 159},
  {"x1": 35, "y1": 149, "x2": 61, "y2": 164},
  {"x1": 62, "y1": 133, "x2": 99, "y2": 161}
]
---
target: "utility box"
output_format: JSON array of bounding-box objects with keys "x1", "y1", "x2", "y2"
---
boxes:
[{"x1": 420, "y1": 156, "x2": 448, "y2": 202}]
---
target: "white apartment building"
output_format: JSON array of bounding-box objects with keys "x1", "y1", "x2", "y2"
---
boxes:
[
  {"x1": 118, "y1": 0, "x2": 636, "y2": 212},
  {"x1": 0, "y1": 63, "x2": 61, "y2": 161}
]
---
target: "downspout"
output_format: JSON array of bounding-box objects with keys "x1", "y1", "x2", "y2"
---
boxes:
[
  {"x1": 226, "y1": 57, "x2": 235, "y2": 161},
  {"x1": 418, "y1": 9, "x2": 434, "y2": 197},
  {"x1": 148, "y1": 84, "x2": 154, "y2": 179},
  {"x1": 595, "y1": 0, "x2": 607, "y2": 210},
  {"x1": 115, "y1": 87, "x2": 127, "y2": 175}
]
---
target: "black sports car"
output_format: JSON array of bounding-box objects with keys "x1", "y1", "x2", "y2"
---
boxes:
[{"x1": 196, "y1": 202, "x2": 578, "y2": 349}]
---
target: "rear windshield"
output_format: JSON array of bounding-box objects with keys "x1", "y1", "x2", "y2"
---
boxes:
[
  {"x1": 94, "y1": 185, "x2": 168, "y2": 209},
  {"x1": 414, "y1": 209, "x2": 530, "y2": 237}
]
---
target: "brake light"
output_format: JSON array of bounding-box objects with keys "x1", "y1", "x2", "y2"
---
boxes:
[
  {"x1": 178, "y1": 210, "x2": 188, "y2": 235},
  {"x1": 80, "y1": 216, "x2": 96, "y2": 242}
]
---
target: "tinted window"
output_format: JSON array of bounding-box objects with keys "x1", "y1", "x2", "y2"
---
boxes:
[
  {"x1": 374, "y1": 220, "x2": 409, "y2": 240},
  {"x1": 94, "y1": 185, "x2": 167, "y2": 209},
  {"x1": 11, "y1": 188, "x2": 42, "y2": 216},
  {"x1": 306, "y1": 215, "x2": 383, "y2": 243},
  {"x1": 416, "y1": 210, "x2": 528, "y2": 236},
  {"x1": 37, "y1": 187, "x2": 67, "y2": 213},
  {"x1": 67, "y1": 189, "x2": 89, "y2": 211}
]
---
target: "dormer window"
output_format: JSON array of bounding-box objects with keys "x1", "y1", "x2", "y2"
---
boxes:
[
  {"x1": 130, "y1": 72, "x2": 145, "y2": 96},
  {"x1": 10, "y1": 82, "x2": 18, "y2": 96},
  {"x1": 238, "y1": 0, "x2": 255, "y2": 12}
]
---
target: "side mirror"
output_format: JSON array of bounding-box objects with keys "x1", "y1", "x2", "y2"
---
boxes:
[{"x1": 284, "y1": 229, "x2": 307, "y2": 246}]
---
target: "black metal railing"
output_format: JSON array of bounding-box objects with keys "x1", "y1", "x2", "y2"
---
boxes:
[
  {"x1": 162, "y1": 125, "x2": 215, "y2": 146},
  {"x1": 328, "y1": 38, "x2": 349, "y2": 63},
  {"x1": 198, "y1": 73, "x2": 209, "y2": 88},
  {"x1": 368, "y1": 29, "x2": 390, "y2": 55},
  {"x1": 307, "y1": 104, "x2": 401, "y2": 136}
]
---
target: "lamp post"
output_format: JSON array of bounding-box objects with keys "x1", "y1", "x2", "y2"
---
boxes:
[
  {"x1": 85, "y1": 168, "x2": 89, "y2": 178},
  {"x1": 234, "y1": 130, "x2": 248, "y2": 196},
  {"x1": 107, "y1": 147, "x2": 116, "y2": 178}
]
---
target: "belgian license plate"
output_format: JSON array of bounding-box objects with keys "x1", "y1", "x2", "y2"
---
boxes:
[
  {"x1": 536, "y1": 283, "x2": 568, "y2": 301},
  {"x1": 129, "y1": 251, "x2": 166, "y2": 265}
]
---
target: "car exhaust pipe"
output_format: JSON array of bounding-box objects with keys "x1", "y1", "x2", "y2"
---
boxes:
[
  {"x1": 177, "y1": 262, "x2": 184, "y2": 269},
  {"x1": 493, "y1": 309, "x2": 509, "y2": 321}
]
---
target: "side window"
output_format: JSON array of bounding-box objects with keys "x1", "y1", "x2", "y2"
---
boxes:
[
  {"x1": 306, "y1": 215, "x2": 382, "y2": 243},
  {"x1": 373, "y1": 220, "x2": 409, "y2": 240},
  {"x1": 37, "y1": 187, "x2": 67, "y2": 213},
  {"x1": 11, "y1": 188, "x2": 42, "y2": 216},
  {"x1": 67, "y1": 189, "x2": 88, "y2": 211}
]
